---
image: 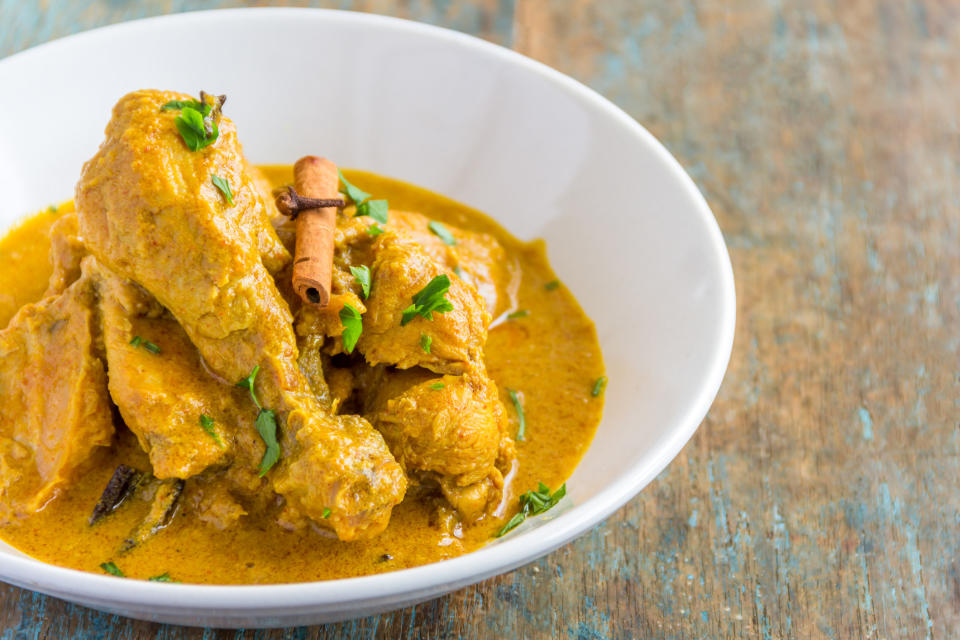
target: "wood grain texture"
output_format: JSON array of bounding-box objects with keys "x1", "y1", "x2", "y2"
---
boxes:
[{"x1": 2, "y1": 0, "x2": 958, "y2": 637}]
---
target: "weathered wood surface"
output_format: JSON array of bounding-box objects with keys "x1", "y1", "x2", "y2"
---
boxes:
[{"x1": 1, "y1": 1, "x2": 958, "y2": 638}]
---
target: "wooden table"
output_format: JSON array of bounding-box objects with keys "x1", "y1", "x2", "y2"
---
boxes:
[{"x1": 2, "y1": 1, "x2": 957, "y2": 637}]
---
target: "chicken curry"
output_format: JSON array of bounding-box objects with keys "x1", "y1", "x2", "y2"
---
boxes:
[{"x1": 0, "y1": 90, "x2": 604, "y2": 584}]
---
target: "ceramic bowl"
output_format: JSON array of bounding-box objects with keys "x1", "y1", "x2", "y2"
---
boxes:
[{"x1": 0, "y1": 8, "x2": 735, "y2": 627}]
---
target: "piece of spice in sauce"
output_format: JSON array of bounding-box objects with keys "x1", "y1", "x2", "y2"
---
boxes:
[
  {"x1": 428, "y1": 220, "x2": 457, "y2": 246},
  {"x1": 507, "y1": 388, "x2": 526, "y2": 441},
  {"x1": 495, "y1": 482, "x2": 567, "y2": 537},
  {"x1": 401, "y1": 275, "x2": 454, "y2": 326},
  {"x1": 591, "y1": 376, "x2": 608, "y2": 397}
]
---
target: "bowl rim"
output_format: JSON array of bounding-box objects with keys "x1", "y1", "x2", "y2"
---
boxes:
[{"x1": 0, "y1": 6, "x2": 736, "y2": 612}]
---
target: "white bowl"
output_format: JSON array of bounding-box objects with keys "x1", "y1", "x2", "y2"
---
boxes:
[{"x1": 0, "y1": 8, "x2": 735, "y2": 628}]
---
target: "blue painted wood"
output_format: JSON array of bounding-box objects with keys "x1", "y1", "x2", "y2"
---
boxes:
[{"x1": 2, "y1": 1, "x2": 958, "y2": 637}]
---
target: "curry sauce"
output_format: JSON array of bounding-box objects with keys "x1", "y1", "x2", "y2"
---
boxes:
[{"x1": 0, "y1": 168, "x2": 604, "y2": 584}]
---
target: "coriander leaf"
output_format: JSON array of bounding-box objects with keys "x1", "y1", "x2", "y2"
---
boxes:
[
  {"x1": 544, "y1": 280, "x2": 560, "y2": 291},
  {"x1": 420, "y1": 333, "x2": 432, "y2": 354},
  {"x1": 350, "y1": 265, "x2": 371, "y2": 299},
  {"x1": 129, "y1": 336, "x2": 142, "y2": 348},
  {"x1": 236, "y1": 365, "x2": 262, "y2": 409},
  {"x1": 143, "y1": 340, "x2": 160, "y2": 354},
  {"x1": 400, "y1": 275, "x2": 454, "y2": 326},
  {"x1": 175, "y1": 106, "x2": 218, "y2": 151},
  {"x1": 47, "y1": 204, "x2": 58, "y2": 213},
  {"x1": 322, "y1": 508, "x2": 331, "y2": 519},
  {"x1": 100, "y1": 561, "x2": 124, "y2": 577},
  {"x1": 148, "y1": 573, "x2": 179, "y2": 582},
  {"x1": 199, "y1": 414, "x2": 223, "y2": 446},
  {"x1": 453, "y1": 265, "x2": 467, "y2": 279},
  {"x1": 355, "y1": 199, "x2": 388, "y2": 224},
  {"x1": 255, "y1": 409, "x2": 280, "y2": 477},
  {"x1": 428, "y1": 221, "x2": 457, "y2": 246},
  {"x1": 591, "y1": 376, "x2": 608, "y2": 397},
  {"x1": 339, "y1": 304, "x2": 363, "y2": 354},
  {"x1": 367, "y1": 223, "x2": 384, "y2": 237},
  {"x1": 507, "y1": 388, "x2": 526, "y2": 441},
  {"x1": 507, "y1": 309, "x2": 530, "y2": 320},
  {"x1": 495, "y1": 512, "x2": 527, "y2": 537},
  {"x1": 494, "y1": 482, "x2": 566, "y2": 537},
  {"x1": 211, "y1": 174, "x2": 234, "y2": 205},
  {"x1": 429, "y1": 382, "x2": 445, "y2": 390},
  {"x1": 161, "y1": 99, "x2": 203, "y2": 111},
  {"x1": 338, "y1": 169, "x2": 371, "y2": 204}
]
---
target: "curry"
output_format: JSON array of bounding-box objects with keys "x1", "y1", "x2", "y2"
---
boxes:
[{"x1": 0, "y1": 90, "x2": 603, "y2": 584}]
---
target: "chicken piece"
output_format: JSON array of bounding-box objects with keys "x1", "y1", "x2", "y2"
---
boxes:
[
  {"x1": 76, "y1": 89, "x2": 405, "y2": 540},
  {"x1": 96, "y1": 269, "x2": 236, "y2": 479},
  {"x1": 0, "y1": 276, "x2": 114, "y2": 523},
  {"x1": 364, "y1": 367, "x2": 516, "y2": 521},
  {"x1": 359, "y1": 234, "x2": 490, "y2": 374},
  {"x1": 45, "y1": 212, "x2": 88, "y2": 296}
]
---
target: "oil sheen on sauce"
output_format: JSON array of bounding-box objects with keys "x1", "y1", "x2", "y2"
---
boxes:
[{"x1": 0, "y1": 169, "x2": 604, "y2": 584}]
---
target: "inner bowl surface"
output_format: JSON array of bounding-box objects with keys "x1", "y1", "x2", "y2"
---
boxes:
[{"x1": 0, "y1": 8, "x2": 735, "y2": 628}]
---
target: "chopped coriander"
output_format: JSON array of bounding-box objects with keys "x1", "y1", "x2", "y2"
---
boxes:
[
  {"x1": 47, "y1": 204, "x2": 58, "y2": 213},
  {"x1": 591, "y1": 376, "x2": 608, "y2": 397},
  {"x1": 428, "y1": 221, "x2": 456, "y2": 246},
  {"x1": 148, "y1": 573, "x2": 179, "y2": 583},
  {"x1": 495, "y1": 482, "x2": 567, "y2": 537},
  {"x1": 453, "y1": 265, "x2": 466, "y2": 279},
  {"x1": 400, "y1": 275, "x2": 454, "y2": 326},
  {"x1": 339, "y1": 304, "x2": 363, "y2": 354},
  {"x1": 199, "y1": 414, "x2": 222, "y2": 446},
  {"x1": 211, "y1": 174, "x2": 234, "y2": 204},
  {"x1": 367, "y1": 223, "x2": 385, "y2": 237},
  {"x1": 355, "y1": 199, "x2": 388, "y2": 224},
  {"x1": 236, "y1": 365, "x2": 262, "y2": 409},
  {"x1": 338, "y1": 170, "x2": 371, "y2": 204},
  {"x1": 544, "y1": 280, "x2": 560, "y2": 291},
  {"x1": 507, "y1": 388, "x2": 526, "y2": 441},
  {"x1": 174, "y1": 105, "x2": 219, "y2": 151},
  {"x1": 507, "y1": 309, "x2": 530, "y2": 320},
  {"x1": 429, "y1": 382, "x2": 445, "y2": 390},
  {"x1": 100, "y1": 561, "x2": 124, "y2": 577},
  {"x1": 161, "y1": 99, "x2": 203, "y2": 111},
  {"x1": 350, "y1": 265, "x2": 371, "y2": 299},
  {"x1": 420, "y1": 333, "x2": 432, "y2": 354},
  {"x1": 322, "y1": 508, "x2": 332, "y2": 519},
  {"x1": 129, "y1": 336, "x2": 160, "y2": 354},
  {"x1": 255, "y1": 409, "x2": 280, "y2": 477}
]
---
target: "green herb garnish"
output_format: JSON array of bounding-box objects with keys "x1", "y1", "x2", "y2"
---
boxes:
[
  {"x1": 400, "y1": 275, "x2": 454, "y2": 326},
  {"x1": 591, "y1": 376, "x2": 607, "y2": 397},
  {"x1": 420, "y1": 333, "x2": 432, "y2": 354},
  {"x1": 355, "y1": 199, "x2": 388, "y2": 224},
  {"x1": 175, "y1": 105, "x2": 219, "y2": 151},
  {"x1": 428, "y1": 221, "x2": 456, "y2": 246},
  {"x1": 544, "y1": 280, "x2": 560, "y2": 291},
  {"x1": 350, "y1": 265, "x2": 371, "y2": 299},
  {"x1": 236, "y1": 366, "x2": 279, "y2": 476},
  {"x1": 129, "y1": 336, "x2": 160, "y2": 354},
  {"x1": 322, "y1": 508, "x2": 331, "y2": 519},
  {"x1": 338, "y1": 170, "x2": 371, "y2": 204},
  {"x1": 453, "y1": 266, "x2": 466, "y2": 279},
  {"x1": 211, "y1": 174, "x2": 234, "y2": 204},
  {"x1": 507, "y1": 309, "x2": 529, "y2": 320},
  {"x1": 148, "y1": 573, "x2": 179, "y2": 583},
  {"x1": 367, "y1": 224, "x2": 384, "y2": 237},
  {"x1": 429, "y1": 382, "x2": 445, "y2": 390},
  {"x1": 100, "y1": 562, "x2": 124, "y2": 577},
  {"x1": 161, "y1": 99, "x2": 203, "y2": 111},
  {"x1": 495, "y1": 482, "x2": 567, "y2": 537},
  {"x1": 47, "y1": 204, "x2": 58, "y2": 213},
  {"x1": 255, "y1": 408, "x2": 279, "y2": 477},
  {"x1": 507, "y1": 388, "x2": 526, "y2": 441},
  {"x1": 199, "y1": 414, "x2": 222, "y2": 446},
  {"x1": 339, "y1": 304, "x2": 363, "y2": 354}
]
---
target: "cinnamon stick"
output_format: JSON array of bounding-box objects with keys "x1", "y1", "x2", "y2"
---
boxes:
[{"x1": 290, "y1": 156, "x2": 339, "y2": 306}]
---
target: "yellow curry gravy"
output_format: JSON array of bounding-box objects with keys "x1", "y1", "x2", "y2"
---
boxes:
[{"x1": 0, "y1": 168, "x2": 604, "y2": 584}]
